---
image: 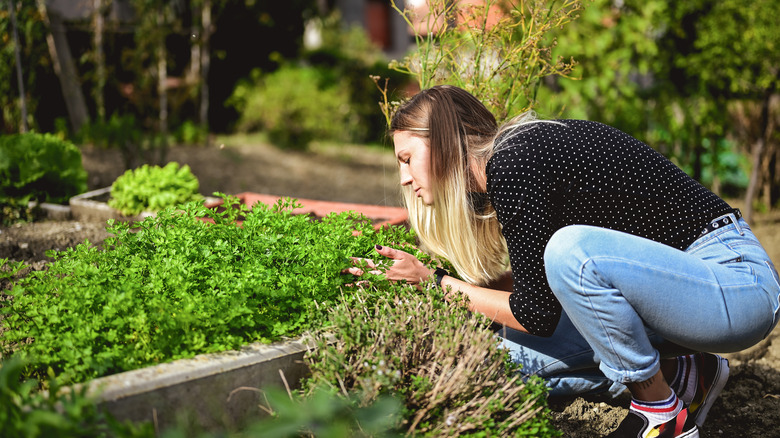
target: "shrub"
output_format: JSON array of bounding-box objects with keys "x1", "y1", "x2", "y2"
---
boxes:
[
  {"x1": 301, "y1": 11, "x2": 410, "y2": 145},
  {"x1": 74, "y1": 113, "x2": 168, "y2": 169},
  {"x1": 304, "y1": 286, "x2": 559, "y2": 437},
  {"x1": 1, "y1": 196, "x2": 418, "y2": 384},
  {"x1": 108, "y1": 162, "x2": 203, "y2": 216},
  {"x1": 229, "y1": 65, "x2": 353, "y2": 150},
  {"x1": 385, "y1": 0, "x2": 580, "y2": 123},
  {"x1": 0, "y1": 133, "x2": 87, "y2": 225}
]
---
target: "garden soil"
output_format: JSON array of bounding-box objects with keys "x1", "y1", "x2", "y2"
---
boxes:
[{"x1": 2, "y1": 141, "x2": 779, "y2": 437}]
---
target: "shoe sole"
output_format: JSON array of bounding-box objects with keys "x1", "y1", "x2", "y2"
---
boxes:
[
  {"x1": 679, "y1": 426, "x2": 700, "y2": 438},
  {"x1": 692, "y1": 355, "x2": 729, "y2": 428}
]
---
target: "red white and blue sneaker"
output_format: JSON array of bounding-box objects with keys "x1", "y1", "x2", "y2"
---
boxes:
[
  {"x1": 606, "y1": 406, "x2": 699, "y2": 438},
  {"x1": 683, "y1": 353, "x2": 730, "y2": 427}
]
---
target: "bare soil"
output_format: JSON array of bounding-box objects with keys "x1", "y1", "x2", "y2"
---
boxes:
[{"x1": 1, "y1": 141, "x2": 779, "y2": 437}]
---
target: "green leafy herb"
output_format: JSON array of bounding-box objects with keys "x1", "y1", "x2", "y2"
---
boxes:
[
  {"x1": 108, "y1": 162, "x2": 203, "y2": 216},
  {"x1": 1, "y1": 195, "x2": 418, "y2": 384}
]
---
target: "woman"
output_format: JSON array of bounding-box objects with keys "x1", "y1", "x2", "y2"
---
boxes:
[{"x1": 347, "y1": 85, "x2": 780, "y2": 437}]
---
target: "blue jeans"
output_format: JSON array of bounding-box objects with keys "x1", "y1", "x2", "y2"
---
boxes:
[{"x1": 499, "y1": 218, "x2": 780, "y2": 398}]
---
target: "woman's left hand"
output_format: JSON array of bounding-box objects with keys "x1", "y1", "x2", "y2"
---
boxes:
[{"x1": 345, "y1": 245, "x2": 433, "y2": 284}]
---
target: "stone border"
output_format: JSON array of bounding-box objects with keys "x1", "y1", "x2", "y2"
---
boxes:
[
  {"x1": 83, "y1": 338, "x2": 315, "y2": 431},
  {"x1": 69, "y1": 187, "x2": 153, "y2": 222}
]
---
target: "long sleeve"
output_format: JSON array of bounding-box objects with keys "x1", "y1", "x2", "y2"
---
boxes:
[{"x1": 485, "y1": 120, "x2": 733, "y2": 336}]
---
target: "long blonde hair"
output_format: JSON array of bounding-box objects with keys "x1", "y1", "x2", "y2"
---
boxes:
[{"x1": 390, "y1": 85, "x2": 520, "y2": 285}]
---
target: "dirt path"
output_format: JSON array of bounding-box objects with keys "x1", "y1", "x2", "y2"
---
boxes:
[{"x1": 2, "y1": 141, "x2": 779, "y2": 436}]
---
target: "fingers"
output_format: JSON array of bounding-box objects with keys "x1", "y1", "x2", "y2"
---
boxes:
[
  {"x1": 343, "y1": 266, "x2": 382, "y2": 276},
  {"x1": 348, "y1": 256, "x2": 378, "y2": 269},
  {"x1": 341, "y1": 256, "x2": 383, "y2": 278},
  {"x1": 374, "y1": 244, "x2": 404, "y2": 260}
]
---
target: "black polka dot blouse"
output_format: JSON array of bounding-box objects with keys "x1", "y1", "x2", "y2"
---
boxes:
[{"x1": 485, "y1": 120, "x2": 733, "y2": 337}]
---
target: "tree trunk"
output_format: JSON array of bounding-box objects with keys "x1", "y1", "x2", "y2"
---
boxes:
[
  {"x1": 199, "y1": 1, "x2": 212, "y2": 143},
  {"x1": 709, "y1": 136, "x2": 721, "y2": 196},
  {"x1": 9, "y1": 0, "x2": 28, "y2": 133},
  {"x1": 157, "y1": 9, "x2": 168, "y2": 160},
  {"x1": 743, "y1": 94, "x2": 771, "y2": 223},
  {"x1": 93, "y1": 0, "x2": 107, "y2": 121},
  {"x1": 37, "y1": 0, "x2": 89, "y2": 132}
]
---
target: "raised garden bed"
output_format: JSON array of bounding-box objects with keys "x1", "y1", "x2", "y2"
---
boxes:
[
  {"x1": 69, "y1": 187, "x2": 153, "y2": 223},
  {"x1": 4, "y1": 195, "x2": 415, "y2": 433},
  {"x1": 85, "y1": 337, "x2": 315, "y2": 431}
]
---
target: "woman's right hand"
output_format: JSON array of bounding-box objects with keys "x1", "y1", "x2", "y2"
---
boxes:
[{"x1": 343, "y1": 244, "x2": 433, "y2": 285}]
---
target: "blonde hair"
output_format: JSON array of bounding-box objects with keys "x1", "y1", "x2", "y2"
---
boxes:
[{"x1": 390, "y1": 86, "x2": 542, "y2": 285}]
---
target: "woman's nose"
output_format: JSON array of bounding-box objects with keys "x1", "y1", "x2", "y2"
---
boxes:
[{"x1": 399, "y1": 166, "x2": 412, "y2": 186}]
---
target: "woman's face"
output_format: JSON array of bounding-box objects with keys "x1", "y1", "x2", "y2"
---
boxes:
[{"x1": 393, "y1": 130, "x2": 433, "y2": 205}]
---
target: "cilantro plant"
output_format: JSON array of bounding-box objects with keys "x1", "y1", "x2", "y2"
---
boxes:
[
  {"x1": 1, "y1": 196, "x2": 418, "y2": 384},
  {"x1": 108, "y1": 162, "x2": 203, "y2": 216}
]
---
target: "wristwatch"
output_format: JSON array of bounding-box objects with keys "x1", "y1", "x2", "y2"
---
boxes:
[{"x1": 433, "y1": 267, "x2": 449, "y2": 287}]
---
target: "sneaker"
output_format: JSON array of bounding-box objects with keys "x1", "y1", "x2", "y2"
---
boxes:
[
  {"x1": 606, "y1": 407, "x2": 699, "y2": 438},
  {"x1": 687, "y1": 352, "x2": 730, "y2": 427}
]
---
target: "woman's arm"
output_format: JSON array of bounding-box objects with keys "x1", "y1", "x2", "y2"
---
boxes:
[
  {"x1": 360, "y1": 245, "x2": 529, "y2": 333},
  {"x1": 437, "y1": 273, "x2": 528, "y2": 332}
]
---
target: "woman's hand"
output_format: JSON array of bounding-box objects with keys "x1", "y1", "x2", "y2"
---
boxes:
[{"x1": 345, "y1": 245, "x2": 433, "y2": 284}]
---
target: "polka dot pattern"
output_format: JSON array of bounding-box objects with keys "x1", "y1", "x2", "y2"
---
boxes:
[{"x1": 485, "y1": 120, "x2": 733, "y2": 337}]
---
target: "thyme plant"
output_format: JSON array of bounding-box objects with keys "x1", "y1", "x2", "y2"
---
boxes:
[{"x1": 305, "y1": 286, "x2": 558, "y2": 437}]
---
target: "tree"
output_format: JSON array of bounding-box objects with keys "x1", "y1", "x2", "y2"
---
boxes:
[
  {"x1": 36, "y1": 0, "x2": 90, "y2": 132},
  {"x1": 8, "y1": 0, "x2": 27, "y2": 132},
  {"x1": 540, "y1": 0, "x2": 773, "y2": 207},
  {"x1": 672, "y1": 0, "x2": 780, "y2": 220},
  {"x1": 1, "y1": 0, "x2": 51, "y2": 133}
]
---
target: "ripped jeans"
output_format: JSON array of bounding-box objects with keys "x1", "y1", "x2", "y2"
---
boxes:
[{"x1": 499, "y1": 217, "x2": 780, "y2": 398}]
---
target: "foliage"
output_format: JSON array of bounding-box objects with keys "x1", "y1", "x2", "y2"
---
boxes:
[
  {"x1": 301, "y1": 11, "x2": 410, "y2": 144},
  {"x1": 535, "y1": 0, "x2": 663, "y2": 126},
  {"x1": 1, "y1": 354, "x2": 403, "y2": 437},
  {"x1": 228, "y1": 65, "x2": 354, "y2": 150},
  {"x1": 228, "y1": 9, "x2": 408, "y2": 148},
  {"x1": 304, "y1": 287, "x2": 559, "y2": 437},
  {"x1": 666, "y1": 0, "x2": 780, "y2": 212},
  {"x1": 673, "y1": 0, "x2": 780, "y2": 98},
  {"x1": 75, "y1": 113, "x2": 210, "y2": 168},
  {"x1": 108, "y1": 162, "x2": 203, "y2": 216},
  {"x1": 74, "y1": 113, "x2": 146, "y2": 170},
  {"x1": 1, "y1": 195, "x2": 418, "y2": 384},
  {"x1": 0, "y1": 133, "x2": 87, "y2": 225},
  {"x1": 246, "y1": 387, "x2": 403, "y2": 437},
  {"x1": 0, "y1": 357, "x2": 153, "y2": 438},
  {"x1": 0, "y1": 1, "x2": 49, "y2": 134},
  {"x1": 387, "y1": 0, "x2": 580, "y2": 123},
  {"x1": 537, "y1": 0, "x2": 752, "y2": 196}
]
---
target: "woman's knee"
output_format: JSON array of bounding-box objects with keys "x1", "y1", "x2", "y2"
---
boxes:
[
  {"x1": 544, "y1": 225, "x2": 593, "y2": 267},
  {"x1": 543, "y1": 226, "x2": 595, "y2": 292}
]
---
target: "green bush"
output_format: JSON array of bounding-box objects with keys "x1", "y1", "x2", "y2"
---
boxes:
[
  {"x1": 304, "y1": 286, "x2": 559, "y2": 437},
  {"x1": 229, "y1": 65, "x2": 353, "y2": 150},
  {"x1": 229, "y1": 12, "x2": 407, "y2": 149},
  {"x1": 108, "y1": 162, "x2": 203, "y2": 216},
  {"x1": 73, "y1": 113, "x2": 169, "y2": 169},
  {"x1": 1, "y1": 196, "x2": 418, "y2": 384},
  {"x1": 301, "y1": 12, "x2": 409, "y2": 144},
  {"x1": 0, "y1": 133, "x2": 87, "y2": 225}
]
